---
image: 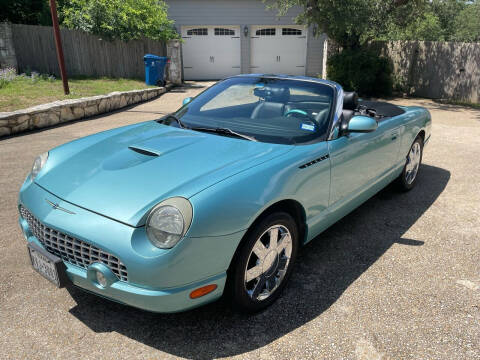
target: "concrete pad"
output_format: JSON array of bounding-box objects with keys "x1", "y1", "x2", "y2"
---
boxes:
[{"x1": 0, "y1": 83, "x2": 478, "y2": 359}]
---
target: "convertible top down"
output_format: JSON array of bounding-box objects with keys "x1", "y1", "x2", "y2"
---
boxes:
[{"x1": 18, "y1": 74, "x2": 431, "y2": 313}]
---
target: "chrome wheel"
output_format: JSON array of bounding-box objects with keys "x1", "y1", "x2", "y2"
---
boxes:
[
  {"x1": 244, "y1": 225, "x2": 292, "y2": 301},
  {"x1": 405, "y1": 142, "x2": 421, "y2": 184}
]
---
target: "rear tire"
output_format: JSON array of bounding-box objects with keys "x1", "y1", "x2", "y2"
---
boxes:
[
  {"x1": 229, "y1": 212, "x2": 299, "y2": 313},
  {"x1": 397, "y1": 136, "x2": 423, "y2": 191}
]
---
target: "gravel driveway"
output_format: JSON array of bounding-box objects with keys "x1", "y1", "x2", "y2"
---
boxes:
[{"x1": 0, "y1": 82, "x2": 478, "y2": 359}]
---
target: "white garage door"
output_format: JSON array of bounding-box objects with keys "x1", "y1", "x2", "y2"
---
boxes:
[
  {"x1": 181, "y1": 26, "x2": 241, "y2": 80},
  {"x1": 250, "y1": 25, "x2": 307, "y2": 76}
]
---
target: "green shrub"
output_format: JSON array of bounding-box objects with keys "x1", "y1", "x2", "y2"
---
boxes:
[{"x1": 326, "y1": 48, "x2": 393, "y2": 97}]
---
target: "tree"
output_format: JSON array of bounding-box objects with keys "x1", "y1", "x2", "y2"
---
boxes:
[
  {"x1": 61, "y1": 0, "x2": 177, "y2": 41},
  {"x1": 453, "y1": 1, "x2": 480, "y2": 42},
  {"x1": 265, "y1": 0, "x2": 425, "y2": 48},
  {"x1": 0, "y1": 0, "x2": 53, "y2": 25},
  {"x1": 381, "y1": 11, "x2": 445, "y2": 41},
  {"x1": 381, "y1": 0, "x2": 470, "y2": 41},
  {"x1": 431, "y1": 0, "x2": 467, "y2": 40}
]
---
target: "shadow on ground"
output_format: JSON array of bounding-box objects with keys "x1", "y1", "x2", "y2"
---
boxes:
[
  {"x1": 68, "y1": 164, "x2": 450, "y2": 359},
  {"x1": 169, "y1": 82, "x2": 208, "y2": 94}
]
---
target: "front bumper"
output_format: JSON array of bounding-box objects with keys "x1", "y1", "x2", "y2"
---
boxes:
[
  {"x1": 18, "y1": 181, "x2": 244, "y2": 313},
  {"x1": 22, "y1": 231, "x2": 226, "y2": 312}
]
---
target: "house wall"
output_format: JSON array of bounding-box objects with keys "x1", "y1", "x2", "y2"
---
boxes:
[{"x1": 165, "y1": 0, "x2": 326, "y2": 77}]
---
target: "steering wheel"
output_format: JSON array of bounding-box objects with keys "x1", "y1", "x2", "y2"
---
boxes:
[{"x1": 284, "y1": 109, "x2": 316, "y2": 122}]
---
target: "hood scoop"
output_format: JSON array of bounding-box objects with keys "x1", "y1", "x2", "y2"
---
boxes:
[
  {"x1": 128, "y1": 146, "x2": 160, "y2": 157},
  {"x1": 102, "y1": 131, "x2": 205, "y2": 171},
  {"x1": 102, "y1": 147, "x2": 156, "y2": 170}
]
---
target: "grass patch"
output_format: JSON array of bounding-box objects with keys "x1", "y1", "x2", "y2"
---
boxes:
[{"x1": 0, "y1": 75, "x2": 155, "y2": 112}]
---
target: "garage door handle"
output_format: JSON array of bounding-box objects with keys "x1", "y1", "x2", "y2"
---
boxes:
[{"x1": 209, "y1": 56, "x2": 214, "y2": 63}]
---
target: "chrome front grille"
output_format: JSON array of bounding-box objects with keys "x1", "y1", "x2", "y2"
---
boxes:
[{"x1": 20, "y1": 206, "x2": 128, "y2": 282}]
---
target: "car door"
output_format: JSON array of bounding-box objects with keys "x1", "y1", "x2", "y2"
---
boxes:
[{"x1": 327, "y1": 118, "x2": 401, "y2": 211}]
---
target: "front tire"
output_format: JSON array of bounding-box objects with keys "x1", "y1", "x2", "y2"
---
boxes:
[
  {"x1": 397, "y1": 136, "x2": 423, "y2": 191},
  {"x1": 229, "y1": 212, "x2": 299, "y2": 313}
]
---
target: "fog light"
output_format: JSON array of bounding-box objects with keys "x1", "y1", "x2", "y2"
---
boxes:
[{"x1": 96, "y1": 271, "x2": 107, "y2": 287}]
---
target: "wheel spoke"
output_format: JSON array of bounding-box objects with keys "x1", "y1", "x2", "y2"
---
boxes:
[
  {"x1": 245, "y1": 264, "x2": 263, "y2": 282},
  {"x1": 277, "y1": 233, "x2": 292, "y2": 254},
  {"x1": 251, "y1": 275, "x2": 267, "y2": 299},
  {"x1": 268, "y1": 227, "x2": 279, "y2": 249},
  {"x1": 265, "y1": 277, "x2": 276, "y2": 292},
  {"x1": 252, "y1": 241, "x2": 268, "y2": 259},
  {"x1": 277, "y1": 255, "x2": 289, "y2": 271},
  {"x1": 406, "y1": 171, "x2": 412, "y2": 183}
]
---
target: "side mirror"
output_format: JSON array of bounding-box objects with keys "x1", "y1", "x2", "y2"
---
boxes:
[
  {"x1": 182, "y1": 97, "x2": 192, "y2": 106},
  {"x1": 347, "y1": 115, "x2": 378, "y2": 133}
]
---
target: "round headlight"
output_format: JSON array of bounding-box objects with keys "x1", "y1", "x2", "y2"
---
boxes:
[
  {"x1": 146, "y1": 197, "x2": 193, "y2": 249},
  {"x1": 31, "y1": 152, "x2": 48, "y2": 180}
]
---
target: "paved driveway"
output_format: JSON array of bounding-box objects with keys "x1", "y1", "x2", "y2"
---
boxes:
[{"x1": 0, "y1": 83, "x2": 478, "y2": 359}]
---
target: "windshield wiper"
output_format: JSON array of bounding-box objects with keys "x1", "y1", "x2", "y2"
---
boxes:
[
  {"x1": 158, "y1": 116, "x2": 256, "y2": 141},
  {"x1": 158, "y1": 114, "x2": 189, "y2": 129},
  {"x1": 190, "y1": 127, "x2": 257, "y2": 142}
]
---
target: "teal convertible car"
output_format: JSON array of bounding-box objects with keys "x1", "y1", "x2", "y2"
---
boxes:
[{"x1": 18, "y1": 74, "x2": 431, "y2": 313}]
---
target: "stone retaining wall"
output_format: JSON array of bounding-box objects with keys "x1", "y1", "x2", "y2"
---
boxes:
[{"x1": 0, "y1": 86, "x2": 170, "y2": 137}]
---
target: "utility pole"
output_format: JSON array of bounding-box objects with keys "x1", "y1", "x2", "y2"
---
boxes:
[{"x1": 49, "y1": 0, "x2": 69, "y2": 95}]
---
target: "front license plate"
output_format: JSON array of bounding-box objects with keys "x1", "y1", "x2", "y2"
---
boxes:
[{"x1": 27, "y1": 243, "x2": 67, "y2": 288}]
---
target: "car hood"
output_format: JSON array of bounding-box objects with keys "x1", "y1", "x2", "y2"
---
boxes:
[{"x1": 36, "y1": 122, "x2": 292, "y2": 226}]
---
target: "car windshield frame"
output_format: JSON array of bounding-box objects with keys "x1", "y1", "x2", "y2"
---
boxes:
[{"x1": 169, "y1": 76, "x2": 338, "y2": 145}]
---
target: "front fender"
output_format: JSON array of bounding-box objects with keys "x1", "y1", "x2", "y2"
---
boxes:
[{"x1": 187, "y1": 142, "x2": 331, "y2": 238}]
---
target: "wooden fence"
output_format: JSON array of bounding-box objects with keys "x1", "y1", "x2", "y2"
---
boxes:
[
  {"x1": 374, "y1": 41, "x2": 480, "y2": 103},
  {"x1": 323, "y1": 39, "x2": 480, "y2": 103},
  {"x1": 10, "y1": 24, "x2": 166, "y2": 79}
]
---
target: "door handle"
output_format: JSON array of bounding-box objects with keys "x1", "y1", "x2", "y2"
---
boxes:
[
  {"x1": 210, "y1": 56, "x2": 214, "y2": 63},
  {"x1": 391, "y1": 132, "x2": 398, "y2": 140}
]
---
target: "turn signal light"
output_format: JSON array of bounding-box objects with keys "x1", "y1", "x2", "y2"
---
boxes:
[{"x1": 189, "y1": 284, "x2": 217, "y2": 299}]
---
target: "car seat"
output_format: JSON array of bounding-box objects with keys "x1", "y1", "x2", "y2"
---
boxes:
[{"x1": 251, "y1": 87, "x2": 290, "y2": 119}]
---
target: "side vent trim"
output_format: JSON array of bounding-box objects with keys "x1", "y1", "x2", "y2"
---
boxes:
[{"x1": 299, "y1": 154, "x2": 330, "y2": 169}]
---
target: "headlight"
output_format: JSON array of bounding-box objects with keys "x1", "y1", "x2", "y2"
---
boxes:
[
  {"x1": 31, "y1": 152, "x2": 48, "y2": 180},
  {"x1": 146, "y1": 197, "x2": 193, "y2": 249}
]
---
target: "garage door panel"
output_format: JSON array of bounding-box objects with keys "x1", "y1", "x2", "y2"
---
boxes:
[
  {"x1": 250, "y1": 25, "x2": 307, "y2": 76},
  {"x1": 182, "y1": 26, "x2": 241, "y2": 80}
]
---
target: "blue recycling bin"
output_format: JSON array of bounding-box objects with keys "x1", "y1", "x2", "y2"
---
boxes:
[{"x1": 144, "y1": 54, "x2": 168, "y2": 86}]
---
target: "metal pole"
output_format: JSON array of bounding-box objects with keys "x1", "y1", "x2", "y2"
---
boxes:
[{"x1": 49, "y1": 0, "x2": 69, "y2": 95}]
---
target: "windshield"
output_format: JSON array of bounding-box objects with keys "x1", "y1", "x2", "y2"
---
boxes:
[{"x1": 171, "y1": 77, "x2": 335, "y2": 144}]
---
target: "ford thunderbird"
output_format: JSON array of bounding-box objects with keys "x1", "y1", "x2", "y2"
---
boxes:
[{"x1": 18, "y1": 74, "x2": 431, "y2": 313}]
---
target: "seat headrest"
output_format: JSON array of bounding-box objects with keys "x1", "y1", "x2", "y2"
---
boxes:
[
  {"x1": 343, "y1": 91, "x2": 358, "y2": 110},
  {"x1": 254, "y1": 86, "x2": 290, "y2": 103}
]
